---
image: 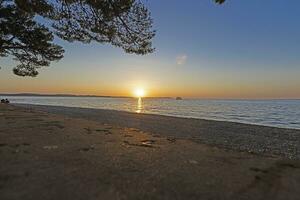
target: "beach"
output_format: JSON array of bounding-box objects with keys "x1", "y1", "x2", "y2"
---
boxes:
[
  {"x1": 1, "y1": 103, "x2": 300, "y2": 200},
  {"x1": 16, "y1": 103, "x2": 300, "y2": 159}
]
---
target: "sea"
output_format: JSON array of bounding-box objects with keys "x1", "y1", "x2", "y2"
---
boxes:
[{"x1": 3, "y1": 96, "x2": 300, "y2": 130}]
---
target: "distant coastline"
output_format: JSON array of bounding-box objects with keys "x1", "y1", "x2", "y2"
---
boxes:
[
  {"x1": 0, "y1": 93, "x2": 172, "y2": 99},
  {"x1": 0, "y1": 93, "x2": 299, "y2": 100},
  {"x1": 0, "y1": 93, "x2": 128, "y2": 98}
]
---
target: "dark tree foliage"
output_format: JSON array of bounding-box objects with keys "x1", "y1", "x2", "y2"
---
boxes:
[
  {"x1": 0, "y1": 0, "x2": 224, "y2": 77},
  {"x1": 0, "y1": 0, "x2": 155, "y2": 76},
  {"x1": 215, "y1": 0, "x2": 226, "y2": 4}
]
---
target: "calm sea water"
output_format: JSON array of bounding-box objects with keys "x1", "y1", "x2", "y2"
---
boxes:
[{"x1": 4, "y1": 96, "x2": 300, "y2": 129}]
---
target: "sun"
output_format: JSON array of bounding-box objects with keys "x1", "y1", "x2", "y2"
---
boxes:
[{"x1": 134, "y1": 88, "x2": 146, "y2": 98}]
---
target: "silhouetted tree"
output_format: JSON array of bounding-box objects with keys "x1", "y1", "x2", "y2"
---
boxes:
[
  {"x1": 0, "y1": 0, "x2": 155, "y2": 76},
  {"x1": 215, "y1": 0, "x2": 226, "y2": 4},
  {"x1": 0, "y1": 0, "x2": 224, "y2": 77}
]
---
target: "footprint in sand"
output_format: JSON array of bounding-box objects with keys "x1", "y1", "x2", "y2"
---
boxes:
[
  {"x1": 0, "y1": 143, "x2": 31, "y2": 148},
  {"x1": 127, "y1": 128, "x2": 139, "y2": 132},
  {"x1": 123, "y1": 140, "x2": 157, "y2": 148},
  {"x1": 85, "y1": 128, "x2": 112, "y2": 135},
  {"x1": 95, "y1": 129, "x2": 112, "y2": 135},
  {"x1": 79, "y1": 146, "x2": 95, "y2": 152},
  {"x1": 43, "y1": 145, "x2": 58, "y2": 150},
  {"x1": 167, "y1": 138, "x2": 176, "y2": 143},
  {"x1": 103, "y1": 124, "x2": 113, "y2": 129},
  {"x1": 188, "y1": 160, "x2": 199, "y2": 165},
  {"x1": 12, "y1": 143, "x2": 31, "y2": 147},
  {"x1": 152, "y1": 134, "x2": 161, "y2": 138},
  {"x1": 249, "y1": 167, "x2": 268, "y2": 174},
  {"x1": 141, "y1": 139, "x2": 156, "y2": 146},
  {"x1": 124, "y1": 134, "x2": 133, "y2": 137},
  {"x1": 84, "y1": 127, "x2": 93, "y2": 134},
  {"x1": 0, "y1": 143, "x2": 31, "y2": 154}
]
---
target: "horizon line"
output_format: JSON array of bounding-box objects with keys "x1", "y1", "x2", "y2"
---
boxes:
[{"x1": 0, "y1": 93, "x2": 299, "y2": 100}]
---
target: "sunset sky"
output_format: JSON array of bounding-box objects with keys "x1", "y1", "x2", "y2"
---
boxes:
[{"x1": 0, "y1": 0, "x2": 300, "y2": 99}]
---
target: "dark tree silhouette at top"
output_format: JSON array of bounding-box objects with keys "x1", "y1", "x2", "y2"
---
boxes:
[
  {"x1": 0, "y1": 0, "x2": 225, "y2": 77},
  {"x1": 215, "y1": 0, "x2": 226, "y2": 4}
]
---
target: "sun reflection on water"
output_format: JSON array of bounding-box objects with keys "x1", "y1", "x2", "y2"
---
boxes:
[{"x1": 136, "y1": 97, "x2": 143, "y2": 113}]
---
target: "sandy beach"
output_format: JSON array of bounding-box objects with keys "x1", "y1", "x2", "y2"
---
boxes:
[
  {"x1": 1, "y1": 104, "x2": 300, "y2": 200},
  {"x1": 16, "y1": 103, "x2": 300, "y2": 159}
]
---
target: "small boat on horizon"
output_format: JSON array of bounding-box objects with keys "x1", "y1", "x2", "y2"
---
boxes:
[{"x1": 175, "y1": 97, "x2": 183, "y2": 100}]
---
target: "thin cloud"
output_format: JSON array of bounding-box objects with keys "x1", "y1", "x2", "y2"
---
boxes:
[{"x1": 176, "y1": 54, "x2": 187, "y2": 65}]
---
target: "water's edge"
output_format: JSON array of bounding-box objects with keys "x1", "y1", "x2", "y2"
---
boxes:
[
  {"x1": 14, "y1": 103, "x2": 299, "y2": 131},
  {"x1": 14, "y1": 103, "x2": 300, "y2": 159},
  {"x1": 12, "y1": 103, "x2": 300, "y2": 130}
]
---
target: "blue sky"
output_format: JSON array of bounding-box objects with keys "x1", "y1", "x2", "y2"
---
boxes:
[{"x1": 0, "y1": 0, "x2": 299, "y2": 98}]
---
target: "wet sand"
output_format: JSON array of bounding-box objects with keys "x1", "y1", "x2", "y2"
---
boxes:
[{"x1": 1, "y1": 104, "x2": 300, "y2": 200}]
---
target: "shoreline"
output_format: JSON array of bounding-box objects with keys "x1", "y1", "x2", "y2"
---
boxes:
[
  {"x1": 13, "y1": 103, "x2": 300, "y2": 130},
  {"x1": 15, "y1": 103, "x2": 300, "y2": 159}
]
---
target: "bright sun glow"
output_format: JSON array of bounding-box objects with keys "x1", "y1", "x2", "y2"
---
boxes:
[{"x1": 134, "y1": 88, "x2": 145, "y2": 98}]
